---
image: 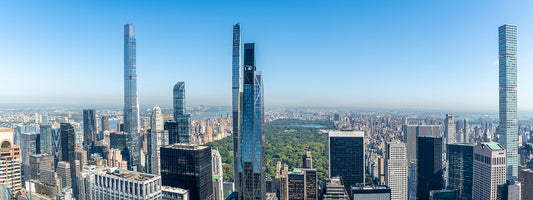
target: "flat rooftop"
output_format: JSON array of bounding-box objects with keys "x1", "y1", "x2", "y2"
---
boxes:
[
  {"x1": 161, "y1": 186, "x2": 188, "y2": 194},
  {"x1": 95, "y1": 167, "x2": 158, "y2": 182},
  {"x1": 329, "y1": 130, "x2": 364, "y2": 138},
  {"x1": 164, "y1": 143, "x2": 209, "y2": 150}
]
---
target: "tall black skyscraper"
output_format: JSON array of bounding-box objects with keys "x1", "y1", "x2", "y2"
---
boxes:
[
  {"x1": 328, "y1": 130, "x2": 365, "y2": 196},
  {"x1": 238, "y1": 43, "x2": 266, "y2": 200},
  {"x1": 60, "y1": 123, "x2": 79, "y2": 198},
  {"x1": 83, "y1": 109, "x2": 97, "y2": 154},
  {"x1": 232, "y1": 22, "x2": 242, "y2": 193},
  {"x1": 160, "y1": 143, "x2": 213, "y2": 200},
  {"x1": 417, "y1": 136, "x2": 444, "y2": 200},
  {"x1": 447, "y1": 143, "x2": 474, "y2": 200}
]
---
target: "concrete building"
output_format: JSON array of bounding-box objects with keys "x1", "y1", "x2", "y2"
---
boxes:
[
  {"x1": 351, "y1": 185, "x2": 391, "y2": 200},
  {"x1": 0, "y1": 129, "x2": 22, "y2": 195},
  {"x1": 473, "y1": 142, "x2": 506, "y2": 200},
  {"x1": 212, "y1": 149, "x2": 224, "y2": 200},
  {"x1": 520, "y1": 168, "x2": 533, "y2": 200},
  {"x1": 162, "y1": 186, "x2": 189, "y2": 200},
  {"x1": 89, "y1": 167, "x2": 162, "y2": 199},
  {"x1": 385, "y1": 141, "x2": 408, "y2": 200}
]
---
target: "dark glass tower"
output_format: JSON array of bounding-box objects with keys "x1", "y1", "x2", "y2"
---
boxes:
[
  {"x1": 232, "y1": 23, "x2": 241, "y2": 191},
  {"x1": 238, "y1": 43, "x2": 265, "y2": 200},
  {"x1": 83, "y1": 109, "x2": 97, "y2": 155},
  {"x1": 39, "y1": 124, "x2": 52, "y2": 154},
  {"x1": 60, "y1": 123, "x2": 79, "y2": 198},
  {"x1": 160, "y1": 143, "x2": 213, "y2": 200},
  {"x1": 498, "y1": 24, "x2": 518, "y2": 179},
  {"x1": 328, "y1": 130, "x2": 365, "y2": 196},
  {"x1": 123, "y1": 23, "x2": 140, "y2": 171},
  {"x1": 101, "y1": 116, "x2": 109, "y2": 132},
  {"x1": 171, "y1": 81, "x2": 191, "y2": 144},
  {"x1": 447, "y1": 143, "x2": 473, "y2": 200},
  {"x1": 416, "y1": 136, "x2": 444, "y2": 200},
  {"x1": 173, "y1": 82, "x2": 185, "y2": 117}
]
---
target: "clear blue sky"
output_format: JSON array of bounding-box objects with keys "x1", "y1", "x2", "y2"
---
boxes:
[{"x1": 0, "y1": 0, "x2": 532, "y2": 110}]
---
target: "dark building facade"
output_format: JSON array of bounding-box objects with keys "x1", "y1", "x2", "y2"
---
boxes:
[
  {"x1": 101, "y1": 116, "x2": 109, "y2": 132},
  {"x1": 83, "y1": 109, "x2": 97, "y2": 154},
  {"x1": 417, "y1": 136, "x2": 444, "y2": 200},
  {"x1": 164, "y1": 118, "x2": 191, "y2": 145},
  {"x1": 288, "y1": 168, "x2": 318, "y2": 200},
  {"x1": 302, "y1": 151, "x2": 312, "y2": 169},
  {"x1": 160, "y1": 143, "x2": 213, "y2": 200},
  {"x1": 446, "y1": 143, "x2": 473, "y2": 200},
  {"x1": 328, "y1": 130, "x2": 365, "y2": 195}
]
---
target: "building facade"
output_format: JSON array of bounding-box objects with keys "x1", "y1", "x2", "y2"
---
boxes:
[
  {"x1": 416, "y1": 136, "x2": 443, "y2": 200},
  {"x1": 328, "y1": 130, "x2": 365, "y2": 195},
  {"x1": 83, "y1": 109, "x2": 97, "y2": 154},
  {"x1": 212, "y1": 149, "x2": 224, "y2": 200},
  {"x1": 0, "y1": 129, "x2": 22, "y2": 195},
  {"x1": 351, "y1": 185, "x2": 391, "y2": 200},
  {"x1": 498, "y1": 24, "x2": 518, "y2": 179},
  {"x1": 444, "y1": 114, "x2": 455, "y2": 144},
  {"x1": 231, "y1": 22, "x2": 242, "y2": 193},
  {"x1": 238, "y1": 43, "x2": 265, "y2": 200},
  {"x1": 89, "y1": 167, "x2": 162, "y2": 200},
  {"x1": 123, "y1": 23, "x2": 141, "y2": 172},
  {"x1": 446, "y1": 143, "x2": 473, "y2": 200},
  {"x1": 385, "y1": 141, "x2": 408, "y2": 200},
  {"x1": 287, "y1": 168, "x2": 317, "y2": 200},
  {"x1": 148, "y1": 106, "x2": 164, "y2": 175},
  {"x1": 472, "y1": 142, "x2": 506, "y2": 200}
]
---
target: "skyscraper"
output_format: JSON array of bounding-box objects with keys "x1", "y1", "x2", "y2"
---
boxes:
[
  {"x1": 287, "y1": 168, "x2": 318, "y2": 200},
  {"x1": 238, "y1": 43, "x2": 265, "y2": 200},
  {"x1": 0, "y1": 129, "x2": 22, "y2": 195},
  {"x1": 328, "y1": 130, "x2": 365, "y2": 195},
  {"x1": 473, "y1": 142, "x2": 506, "y2": 200},
  {"x1": 40, "y1": 124, "x2": 53, "y2": 154},
  {"x1": 385, "y1": 141, "x2": 408, "y2": 200},
  {"x1": 148, "y1": 106, "x2": 164, "y2": 175},
  {"x1": 446, "y1": 143, "x2": 474, "y2": 200},
  {"x1": 123, "y1": 23, "x2": 141, "y2": 172},
  {"x1": 498, "y1": 24, "x2": 518, "y2": 179},
  {"x1": 232, "y1": 23, "x2": 241, "y2": 191},
  {"x1": 101, "y1": 116, "x2": 109, "y2": 132},
  {"x1": 212, "y1": 149, "x2": 224, "y2": 200},
  {"x1": 170, "y1": 82, "x2": 191, "y2": 144},
  {"x1": 444, "y1": 114, "x2": 456, "y2": 144},
  {"x1": 60, "y1": 122, "x2": 80, "y2": 198},
  {"x1": 160, "y1": 143, "x2": 213, "y2": 200},
  {"x1": 403, "y1": 124, "x2": 441, "y2": 163},
  {"x1": 302, "y1": 151, "x2": 313, "y2": 169},
  {"x1": 416, "y1": 136, "x2": 443, "y2": 200},
  {"x1": 83, "y1": 109, "x2": 97, "y2": 154},
  {"x1": 463, "y1": 118, "x2": 469, "y2": 143}
]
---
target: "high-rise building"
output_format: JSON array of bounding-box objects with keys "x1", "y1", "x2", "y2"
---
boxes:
[
  {"x1": 385, "y1": 141, "x2": 408, "y2": 200},
  {"x1": 106, "y1": 148, "x2": 128, "y2": 170},
  {"x1": 60, "y1": 122, "x2": 81, "y2": 199},
  {"x1": 231, "y1": 23, "x2": 242, "y2": 192},
  {"x1": 40, "y1": 124, "x2": 53, "y2": 154},
  {"x1": 123, "y1": 23, "x2": 141, "y2": 172},
  {"x1": 444, "y1": 114, "x2": 456, "y2": 144},
  {"x1": 351, "y1": 185, "x2": 391, "y2": 200},
  {"x1": 446, "y1": 143, "x2": 473, "y2": 200},
  {"x1": 329, "y1": 130, "x2": 365, "y2": 195},
  {"x1": 57, "y1": 161, "x2": 71, "y2": 189},
  {"x1": 168, "y1": 82, "x2": 191, "y2": 144},
  {"x1": 473, "y1": 142, "x2": 506, "y2": 200},
  {"x1": 89, "y1": 167, "x2": 162, "y2": 200},
  {"x1": 160, "y1": 143, "x2": 213, "y2": 200},
  {"x1": 173, "y1": 82, "x2": 185, "y2": 118},
  {"x1": 148, "y1": 106, "x2": 164, "y2": 175},
  {"x1": 416, "y1": 136, "x2": 444, "y2": 200},
  {"x1": 101, "y1": 116, "x2": 109, "y2": 132},
  {"x1": 302, "y1": 151, "x2": 312, "y2": 169},
  {"x1": 463, "y1": 118, "x2": 469, "y2": 143},
  {"x1": 238, "y1": 43, "x2": 265, "y2": 200},
  {"x1": 287, "y1": 168, "x2": 318, "y2": 200},
  {"x1": 212, "y1": 149, "x2": 224, "y2": 200},
  {"x1": 162, "y1": 186, "x2": 190, "y2": 200},
  {"x1": 519, "y1": 168, "x2": 533, "y2": 199},
  {"x1": 20, "y1": 132, "x2": 40, "y2": 165},
  {"x1": 0, "y1": 129, "x2": 22, "y2": 195},
  {"x1": 429, "y1": 189, "x2": 457, "y2": 200},
  {"x1": 322, "y1": 177, "x2": 350, "y2": 199},
  {"x1": 403, "y1": 124, "x2": 441, "y2": 163},
  {"x1": 498, "y1": 24, "x2": 518, "y2": 179},
  {"x1": 275, "y1": 162, "x2": 289, "y2": 200},
  {"x1": 83, "y1": 109, "x2": 97, "y2": 155}
]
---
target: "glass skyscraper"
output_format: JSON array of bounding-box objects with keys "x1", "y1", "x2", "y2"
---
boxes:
[
  {"x1": 170, "y1": 81, "x2": 191, "y2": 144},
  {"x1": 328, "y1": 130, "x2": 365, "y2": 196},
  {"x1": 123, "y1": 23, "x2": 141, "y2": 172},
  {"x1": 83, "y1": 109, "x2": 97, "y2": 155},
  {"x1": 232, "y1": 23, "x2": 241, "y2": 191},
  {"x1": 498, "y1": 24, "x2": 518, "y2": 179},
  {"x1": 416, "y1": 136, "x2": 443, "y2": 200},
  {"x1": 173, "y1": 82, "x2": 185, "y2": 117},
  {"x1": 238, "y1": 43, "x2": 265, "y2": 200},
  {"x1": 446, "y1": 143, "x2": 473, "y2": 200}
]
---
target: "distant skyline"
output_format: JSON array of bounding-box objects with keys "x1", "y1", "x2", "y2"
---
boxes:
[{"x1": 1, "y1": 1, "x2": 533, "y2": 111}]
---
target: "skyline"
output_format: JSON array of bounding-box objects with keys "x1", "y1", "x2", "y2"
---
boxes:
[{"x1": 2, "y1": 1, "x2": 533, "y2": 111}]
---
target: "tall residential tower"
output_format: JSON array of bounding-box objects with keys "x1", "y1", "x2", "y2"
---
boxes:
[
  {"x1": 123, "y1": 23, "x2": 141, "y2": 171},
  {"x1": 232, "y1": 23, "x2": 241, "y2": 191},
  {"x1": 498, "y1": 24, "x2": 518, "y2": 179}
]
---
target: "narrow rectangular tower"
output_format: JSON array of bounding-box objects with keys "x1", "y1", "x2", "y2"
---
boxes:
[
  {"x1": 498, "y1": 24, "x2": 518, "y2": 179},
  {"x1": 123, "y1": 23, "x2": 140, "y2": 172},
  {"x1": 232, "y1": 23, "x2": 241, "y2": 191}
]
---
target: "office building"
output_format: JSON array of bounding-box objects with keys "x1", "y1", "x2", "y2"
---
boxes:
[
  {"x1": 403, "y1": 125, "x2": 441, "y2": 163},
  {"x1": 444, "y1": 114, "x2": 456, "y2": 144},
  {"x1": 302, "y1": 151, "x2": 313, "y2": 169},
  {"x1": 463, "y1": 118, "x2": 469, "y2": 143},
  {"x1": 275, "y1": 162, "x2": 289, "y2": 200},
  {"x1": 446, "y1": 143, "x2": 473, "y2": 200},
  {"x1": 160, "y1": 143, "x2": 213, "y2": 200},
  {"x1": 213, "y1": 149, "x2": 224, "y2": 200},
  {"x1": 57, "y1": 161, "x2": 71, "y2": 189},
  {"x1": 417, "y1": 136, "x2": 443, "y2": 200},
  {"x1": 40, "y1": 124, "x2": 53, "y2": 154},
  {"x1": 385, "y1": 141, "x2": 408, "y2": 200},
  {"x1": 0, "y1": 129, "x2": 22, "y2": 195},
  {"x1": 287, "y1": 168, "x2": 318, "y2": 200},
  {"x1": 173, "y1": 82, "x2": 185, "y2": 118},
  {"x1": 106, "y1": 148, "x2": 128, "y2": 170},
  {"x1": 89, "y1": 167, "x2": 162, "y2": 200},
  {"x1": 498, "y1": 24, "x2": 518, "y2": 179},
  {"x1": 238, "y1": 43, "x2": 265, "y2": 200},
  {"x1": 329, "y1": 130, "x2": 365, "y2": 194},
  {"x1": 351, "y1": 185, "x2": 391, "y2": 200},
  {"x1": 322, "y1": 177, "x2": 349, "y2": 200},
  {"x1": 101, "y1": 116, "x2": 109, "y2": 132},
  {"x1": 123, "y1": 23, "x2": 141, "y2": 172},
  {"x1": 429, "y1": 189, "x2": 457, "y2": 200},
  {"x1": 148, "y1": 106, "x2": 164, "y2": 175},
  {"x1": 231, "y1": 23, "x2": 242, "y2": 192},
  {"x1": 162, "y1": 186, "x2": 189, "y2": 200},
  {"x1": 20, "y1": 132, "x2": 40, "y2": 165},
  {"x1": 519, "y1": 168, "x2": 533, "y2": 200},
  {"x1": 473, "y1": 142, "x2": 506, "y2": 200},
  {"x1": 497, "y1": 180, "x2": 521, "y2": 200},
  {"x1": 83, "y1": 109, "x2": 97, "y2": 154}
]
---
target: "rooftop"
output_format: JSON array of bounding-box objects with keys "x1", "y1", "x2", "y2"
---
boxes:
[
  {"x1": 482, "y1": 142, "x2": 504, "y2": 151},
  {"x1": 161, "y1": 186, "x2": 188, "y2": 194},
  {"x1": 164, "y1": 143, "x2": 209, "y2": 150},
  {"x1": 94, "y1": 167, "x2": 158, "y2": 182},
  {"x1": 329, "y1": 130, "x2": 364, "y2": 138}
]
